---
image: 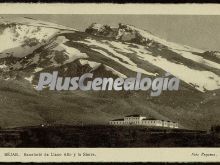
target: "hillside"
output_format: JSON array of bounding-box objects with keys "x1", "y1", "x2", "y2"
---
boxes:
[{"x1": 0, "y1": 17, "x2": 219, "y2": 130}]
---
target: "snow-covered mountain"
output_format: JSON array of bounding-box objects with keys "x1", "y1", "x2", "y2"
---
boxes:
[
  {"x1": 1, "y1": 19, "x2": 219, "y2": 91},
  {"x1": 0, "y1": 17, "x2": 219, "y2": 129}
]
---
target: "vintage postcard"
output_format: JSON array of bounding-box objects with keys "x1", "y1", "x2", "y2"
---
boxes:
[{"x1": 0, "y1": 3, "x2": 219, "y2": 163}]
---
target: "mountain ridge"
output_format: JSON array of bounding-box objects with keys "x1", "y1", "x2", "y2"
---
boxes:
[{"x1": 0, "y1": 17, "x2": 219, "y2": 130}]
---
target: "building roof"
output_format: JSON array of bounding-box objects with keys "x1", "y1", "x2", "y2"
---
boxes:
[
  {"x1": 110, "y1": 118, "x2": 124, "y2": 121},
  {"x1": 143, "y1": 117, "x2": 158, "y2": 120},
  {"x1": 125, "y1": 114, "x2": 145, "y2": 117}
]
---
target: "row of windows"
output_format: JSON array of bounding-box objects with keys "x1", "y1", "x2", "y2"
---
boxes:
[
  {"x1": 125, "y1": 118, "x2": 140, "y2": 120},
  {"x1": 110, "y1": 123, "x2": 177, "y2": 127},
  {"x1": 110, "y1": 121, "x2": 157, "y2": 124},
  {"x1": 110, "y1": 122, "x2": 178, "y2": 128},
  {"x1": 110, "y1": 121, "x2": 178, "y2": 126}
]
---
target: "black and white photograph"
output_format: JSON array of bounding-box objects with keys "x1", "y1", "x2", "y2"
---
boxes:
[{"x1": 0, "y1": 3, "x2": 219, "y2": 163}]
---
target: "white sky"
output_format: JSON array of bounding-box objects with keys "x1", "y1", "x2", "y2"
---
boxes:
[{"x1": 1, "y1": 15, "x2": 220, "y2": 51}]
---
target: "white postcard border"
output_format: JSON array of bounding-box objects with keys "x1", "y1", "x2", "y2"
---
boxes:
[{"x1": 0, "y1": 3, "x2": 219, "y2": 163}]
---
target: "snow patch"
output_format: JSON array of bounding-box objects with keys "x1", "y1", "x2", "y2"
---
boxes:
[
  {"x1": 130, "y1": 45, "x2": 220, "y2": 91},
  {"x1": 104, "y1": 65, "x2": 127, "y2": 78},
  {"x1": 4, "y1": 77, "x2": 10, "y2": 81},
  {"x1": 51, "y1": 36, "x2": 88, "y2": 65},
  {"x1": 0, "y1": 24, "x2": 58, "y2": 58},
  {"x1": 170, "y1": 49, "x2": 220, "y2": 70},
  {"x1": 0, "y1": 28, "x2": 21, "y2": 53},
  {"x1": 0, "y1": 63, "x2": 7, "y2": 69},
  {"x1": 119, "y1": 25, "x2": 220, "y2": 70},
  {"x1": 79, "y1": 59, "x2": 101, "y2": 70},
  {"x1": 24, "y1": 75, "x2": 33, "y2": 83},
  {"x1": 77, "y1": 38, "x2": 156, "y2": 76},
  {"x1": 90, "y1": 23, "x2": 105, "y2": 32},
  {"x1": 120, "y1": 24, "x2": 204, "y2": 52},
  {"x1": 34, "y1": 67, "x2": 43, "y2": 72},
  {"x1": 62, "y1": 44, "x2": 88, "y2": 64},
  {"x1": 2, "y1": 17, "x2": 77, "y2": 31},
  {"x1": 79, "y1": 59, "x2": 127, "y2": 78},
  {"x1": 107, "y1": 41, "x2": 134, "y2": 54}
]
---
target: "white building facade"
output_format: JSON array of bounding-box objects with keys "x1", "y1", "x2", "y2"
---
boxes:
[{"x1": 109, "y1": 115, "x2": 178, "y2": 129}]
